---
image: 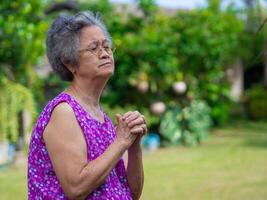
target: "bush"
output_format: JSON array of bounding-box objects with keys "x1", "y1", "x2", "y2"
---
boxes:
[
  {"x1": 160, "y1": 100, "x2": 212, "y2": 146},
  {"x1": 243, "y1": 85, "x2": 267, "y2": 120}
]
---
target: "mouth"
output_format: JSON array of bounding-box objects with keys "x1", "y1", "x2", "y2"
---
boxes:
[{"x1": 98, "y1": 62, "x2": 112, "y2": 68}]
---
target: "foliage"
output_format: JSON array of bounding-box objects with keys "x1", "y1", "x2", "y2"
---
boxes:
[
  {"x1": 0, "y1": 78, "x2": 36, "y2": 143},
  {"x1": 0, "y1": 0, "x2": 48, "y2": 142},
  {"x1": 0, "y1": 0, "x2": 47, "y2": 86},
  {"x1": 243, "y1": 85, "x2": 267, "y2": 120},
  {"x1": 160, "y1": 100, "x2": 212, "y2": 146},
  {"x1": 171, "y1": 3, "x2": 244, "y2": 125},
  {"x1": 135, "y1": 0, "x2": 157, "y2": 17},
  {"x1": 110, "y1": 14, "x2": 178, "y2": 102},
  {"x1": 236, "y1": 0, "x2": 265, "y2": 68}
]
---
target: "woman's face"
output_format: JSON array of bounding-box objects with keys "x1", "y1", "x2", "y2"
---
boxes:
[{"x1": 74, "y1": 25, "x2": 115, "y2": 81}]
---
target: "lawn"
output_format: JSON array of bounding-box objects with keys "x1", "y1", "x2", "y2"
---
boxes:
[{"x1": 0, "y1": 120, "x2": 266, "y2": 200}]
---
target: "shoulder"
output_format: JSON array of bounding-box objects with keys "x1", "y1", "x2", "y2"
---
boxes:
[
  {"x1": 52, "y1": 102, "x2": 74, "y2": 119},
  {"x1": 43, "y1": 101, "x2": 86, "y2": 151},
  {"x1": 44, "y1": 102, "x2": 78, "y2": 137}
]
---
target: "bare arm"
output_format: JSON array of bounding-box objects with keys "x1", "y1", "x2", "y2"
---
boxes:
[
  {"x1": 122, "y1": 111, "x2": 147, "y2": 200},
  {"x1": 126, "y1": 137, "x2": 144, "y2": 200},
  {"x1": 43, "y1": 103, "x2": 136, "y2": 200}
]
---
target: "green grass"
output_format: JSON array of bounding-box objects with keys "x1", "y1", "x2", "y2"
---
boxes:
[
  {"x1": 0, "y1": 166, "x2": 27, "y2": 200},
  {"x1": 0, "y1": 120, "x2": 266, "y2": 200},
  {"x1": 142, "y1": 120, "x2": 267, "y2": 200}
]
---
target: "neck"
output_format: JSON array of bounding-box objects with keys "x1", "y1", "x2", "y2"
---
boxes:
[{"x1": 66, "y1": 77, "x2": 108, "y2": 108}]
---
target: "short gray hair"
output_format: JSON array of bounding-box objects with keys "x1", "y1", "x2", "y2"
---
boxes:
[{"x1": 46, "y1": 11, "x2": 112, "y2": 81}]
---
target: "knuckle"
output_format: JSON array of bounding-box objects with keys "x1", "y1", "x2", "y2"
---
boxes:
[{"x1": 125, "y1": 111, "x2": 132, "y2": 116}]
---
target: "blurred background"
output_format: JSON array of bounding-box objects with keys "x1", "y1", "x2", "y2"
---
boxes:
[{"x1": 0, "y1": 0, "x2": 267, "y2": 199}]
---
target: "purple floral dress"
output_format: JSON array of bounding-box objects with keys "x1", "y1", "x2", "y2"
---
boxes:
[{"x1": 28, "y1": 92, "x2": 133, "y2": 200}]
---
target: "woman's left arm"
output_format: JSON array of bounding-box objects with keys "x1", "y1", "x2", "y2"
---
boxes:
[
  {"x1": 126, "y1": 136, "x2": 144, "y2": 200},
  {"x1": 122, "y1": 111, "x2": 147, "y2": 200}
]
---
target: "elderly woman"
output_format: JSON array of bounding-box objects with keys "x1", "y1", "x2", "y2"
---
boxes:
[{"x1": 28, "y1": 11, "x2": 147, "y2": 200}]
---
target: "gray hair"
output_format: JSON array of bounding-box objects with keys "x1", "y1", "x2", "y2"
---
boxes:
[{"x1": 46, "y1": 11, "x2": 112, "y2": 81}]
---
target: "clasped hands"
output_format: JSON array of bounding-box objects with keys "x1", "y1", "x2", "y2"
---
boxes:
[{"x1": 115, "y1": 111, "x2": 147, "y2": 148}]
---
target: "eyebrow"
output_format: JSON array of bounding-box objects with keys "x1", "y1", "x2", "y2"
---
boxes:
[
  {"x1": 87, "y1": 39, "x2": 109, "y2": 44},
  {"x1": 85, "y1": 39, "x2": 111, "y2": 49},
  {"x1": 87, "y1": 41, "x2": 98, "y2": 47}
]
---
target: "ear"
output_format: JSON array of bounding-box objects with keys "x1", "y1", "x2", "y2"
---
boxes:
[{"x1": 61, "y1": 57, "x2": 77, "y2": 74}]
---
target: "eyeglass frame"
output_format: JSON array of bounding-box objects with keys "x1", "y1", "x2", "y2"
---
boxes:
[{"x1": 78, "y1": 39, "x2": 116, "y2": 56}]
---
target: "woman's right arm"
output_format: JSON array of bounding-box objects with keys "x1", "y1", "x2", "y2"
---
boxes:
[{"x1": 43, "y1": 103, "x2": 135, "y2": 200}]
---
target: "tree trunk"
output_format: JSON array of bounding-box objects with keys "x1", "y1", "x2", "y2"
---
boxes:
[
  {"x1": 228, "y1": 58, "x2": 244, "y2": 102},
  {"x1": 264, "y1": 39, "x2": 267, "y2": 88}
]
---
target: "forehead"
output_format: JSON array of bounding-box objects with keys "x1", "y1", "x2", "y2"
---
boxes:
[{"x1": 79, "y1": 26, "x2": 106, "y2": 44}]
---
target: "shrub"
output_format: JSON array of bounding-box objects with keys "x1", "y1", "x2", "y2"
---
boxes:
[
  {"x1": 160, "y1": 100, "x2": 212, "y2": 146},
  {"x1": 243, "y1": 85, "x2": 267, "y2": 120}
]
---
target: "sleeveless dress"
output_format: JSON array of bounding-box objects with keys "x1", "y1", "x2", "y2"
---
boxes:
[{"x1": 28, "y1": 92, "x2": 133, "y2": 200}]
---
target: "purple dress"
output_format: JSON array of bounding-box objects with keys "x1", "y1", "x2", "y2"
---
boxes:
[{"x1": 28, "y1": 92, "x2": 133, "y2": 200}]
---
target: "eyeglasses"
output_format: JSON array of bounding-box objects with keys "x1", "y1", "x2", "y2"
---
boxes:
[{"x1": 78, "y1": 40, "x2": 115, "y2": 56}]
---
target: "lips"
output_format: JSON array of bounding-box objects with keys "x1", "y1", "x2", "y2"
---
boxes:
[{"x1": 99, "y1": 62, "x2": 112, "y2": 68}]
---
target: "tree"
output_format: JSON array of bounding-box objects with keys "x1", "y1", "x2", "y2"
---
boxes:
[{"x1": 0, "y1": 0, "x2": 48, "y2": 144}]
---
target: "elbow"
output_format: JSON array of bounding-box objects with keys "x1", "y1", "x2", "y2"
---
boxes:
[
  {"x1": 130, "y1": 180, "x2": 144, "y2": 200},
  {"x1": 64, "y1": 179, "x2": 93, "y2": 200},
  {"x1": 65, "y1": 185, "x2": 86, "y2": 200},
  {"x1": 130, "y1": 185, "x2": 143, "y2": 200},
  {"x1": 132, "y1": 191, "x2": 142, "y2": 200}
]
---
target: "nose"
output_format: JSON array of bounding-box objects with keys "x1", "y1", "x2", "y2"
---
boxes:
[{"x1": 98, "y1": 48, "x2": 110, "y2": 59}]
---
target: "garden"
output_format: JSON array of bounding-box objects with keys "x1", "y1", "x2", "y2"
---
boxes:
[{"x1": 0, "y1": 0, "x2": 267, "y2": 199}]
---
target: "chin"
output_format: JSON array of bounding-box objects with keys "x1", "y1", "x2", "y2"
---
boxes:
[{"x1": 100, "y1": 68, "x2": 114, "y2": 79}]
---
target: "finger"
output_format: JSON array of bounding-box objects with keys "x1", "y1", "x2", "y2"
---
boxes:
[
  {"x1": 115, "y1": 113, "x2": 123, "y2": 124},
  {"x1": 125, "y1": 111, "x2": 140, "y2": 123},
  {"x1": 130, "y1": 127, "x2": 143, "y2": 135},
  {"x1": 134, "y1": 124, "x2": 147, "y2": 135},
  {"x1": 127, "y1": 117, "x2": 145, "y2": 128},
  {"x1": 122, "y1": 111, "x2": 132, "y2": 120},
  {"x1": 141, "y1": 115, "x2": 146, "y2": 124},
  {"x1": 142, "y1": 124, "x2": 148, "y2": 135}
]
